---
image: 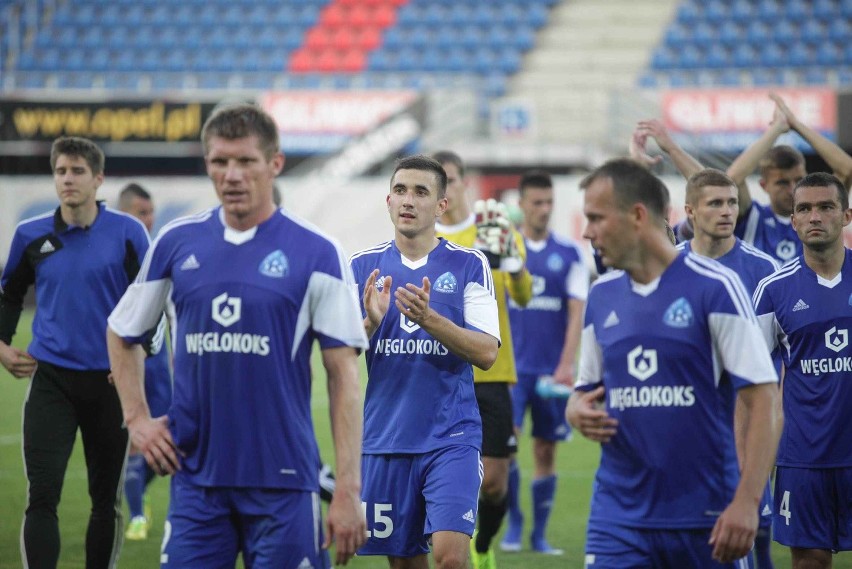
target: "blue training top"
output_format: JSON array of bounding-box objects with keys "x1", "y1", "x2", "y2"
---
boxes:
[{"x1": 0, "y1": 202, "x2": 149, "y2": 370}]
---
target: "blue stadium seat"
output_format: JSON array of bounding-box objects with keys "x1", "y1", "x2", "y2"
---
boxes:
[
  {"x1": 472, "y1": 48, "x2": 497, "y2": 75},
  {"x1": 101, "y1": 4, "x2": 123, "y2": 25},
  {"x1": 444, "y1": 49, "x2": 471, "y2": 73},
  {"x1": 704, "y1": 2, "x2": 729, "y2": 24},
  {"x1": 812, "y1": 0, "x2": 838, "y2": 21},
  {"x1": 497, "y1": 48, "x2": 522, "y2": 74},
  {"x1": 527, "y1": 4, "x2": 549, "y2": 28},
  {"x1": 705, "y1": 45, "x2": 730, "y2": 69},
  {"x1": 665, "y1": 23, "x2": 690, "y2": 48},
  {"x1": 785, "y1": 0, "x2": 810, "y2": 21},
  {"x1": 788, "y1": 42, "x2": 812, "y2": 67},
  {"x1": 717, "y1": 68, "x2": 743, "y2": 86},
  {"x1": 729, "y1": 0, "x2": 754, "y2": 23},
  {"x1": 774, "y1": 19, "x2": 799, "y2": 43},
  {"x1": 513, "y1": 26, "x2": 536, "y2": 51},
  {"x1": 719, "y1": 24, "x2": 744, "y2": 47},
  {"x1": 732, "y1": 44, "x2": 758, "y2": 67},
  {"x1": 815, "y1": 42, "x2": 842, "y2": 66},
  {"x1": 800, "y1": 20, "x2": 826, "y2": 45},
  {"x1": 746, "y1": 21, "x2": 771, "y2": 46},
  {"x1": 488, "y1": 26, "x2": 513, "y2": 50},
  {"x1": 651, "y1": 46, "x2": 677, "y2": 70},
  {"x1": 759, "y1": 42, "x2": 785, "y2": 67},
  {"x1": 678, "y1": 45, "x2": 703, "y2": 69},
  {"x1": 757, "y1": 0, "x2": 782, "y2": 22},
  {"x1": 839, "y1": 67, "x2": 852, "y2": 85},
  {"x1": 692, "y1": 22, "x2": 715, "y2": 47},
  {"x1": 828, "y1": 18, "x2": 851, "y2": 42},
  {"x1": 447, "y1": 3, "x2": 474, "y2": 25},
  {"x1": 676, "y1": 2, "x2": 702, "y2": 24}
]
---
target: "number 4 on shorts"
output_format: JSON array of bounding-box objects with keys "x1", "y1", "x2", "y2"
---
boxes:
[{"x1": 779, "y1": 490, "x2": 791, "y2": 526}]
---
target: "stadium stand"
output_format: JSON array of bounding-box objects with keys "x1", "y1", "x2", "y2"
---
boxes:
[
  {"x1": 641, "y1": 0, "x2": 852, "y2": 88},
  {"x1": 2, "y1": 0, "x2": 555, "y2": 111}
]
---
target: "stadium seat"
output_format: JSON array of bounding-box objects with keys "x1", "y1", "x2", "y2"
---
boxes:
[
  {"x1": 676, "y1": 2, "x2": 702, "y2": 24},
  {"x1": 704, "y1": 2, "x2": 729, "y2": 24},
  {"x1": 746, "y1": 21, "x2": 771, "y2": 46},
  {"x1": 665, "y1": 23, "x2": 690, "y2": 48},
  {"x1": 757, "y1": 0, "x2": 782, "y2": 22},
  {"x1": 705, "y1": 45, "x2": 730, "y2": 69},
  {"x1": 731, "y1": 43, "x2": 758, "y2": 67},
  {"x1": 815, "y1": 42, "x2": 842, "y2": 66},
  {"x1": 719, "y1": 24, "x2": 744, "y2": 47},
  {"x1": 788, "y1": 42, "x2": 812, "y2": 67},
  {"x1": 813, "y1": 0, "x2": 837, "y2": 21},
  {"x1": 759, "y1": 42, "x2": 785, "y2": 67},
  {"x1": 692, "y1": 22, "x2": 715, "y2": 48},
  {"x1": 729, "y1": 0, "x2": 754, "y2": 23},
  {"x1": 750, "y1": 67, "x2": 784, "y2": 87}
]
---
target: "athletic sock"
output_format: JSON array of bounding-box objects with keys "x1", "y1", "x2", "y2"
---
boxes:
[
  {"x1": 530, "y1": 475, "x2": 557, "y2": 545},
  {"x1": 124, "y1": 454, "x2": 146, "y2": 519},
  {"x1": 503, "y1": 461, "x2": 522, "y2": 539},
  {"x1": 475, "y1": 496, "x2": 507, "y2": 553}
]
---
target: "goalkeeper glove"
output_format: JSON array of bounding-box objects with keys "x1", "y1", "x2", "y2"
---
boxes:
[{"x1": 474, "y1": 199, "x2": 523, "y2": 273}]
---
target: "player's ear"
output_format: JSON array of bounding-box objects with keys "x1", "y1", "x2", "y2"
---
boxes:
[{"x1": 436, "y1": 196, "x2": 448, "y2": 218}]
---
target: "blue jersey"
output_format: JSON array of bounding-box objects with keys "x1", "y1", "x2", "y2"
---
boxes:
[
  {"x1": 753, "y1": 250, "x2": 852, "y2": 468},
  {"x1": 144, "y1": 315, "x2": 173, "y2": 418},
  {"x1": 735, "y1": 201, "x2": 801, "y2": 264},
  {"x1": 108, "y1": 207, "x2": 368, "y2": 489},
  {"x1": 350, "y1": 238, "x2": 500, "y2": 455},
  {"x1": 0, "y1": 203, "x2": 149, "y2": 370},
  {"x1": 509, "y1": 233, "x2": 588, "y2": 376},
  {"x1": 576, "y1": 253, "x2": 777, "y2": 529},
  {"x1": 677, "y1": 238, "x2": 780, "y2": 294}
]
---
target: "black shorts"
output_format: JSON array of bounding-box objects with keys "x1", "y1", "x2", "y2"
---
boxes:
[{"x1": 474, "y1": 382, "x2": 517, "y2": 458}]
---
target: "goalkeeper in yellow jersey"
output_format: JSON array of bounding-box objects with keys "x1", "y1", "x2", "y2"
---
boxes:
[{"x1": 433, "y1": 151, "x2": 532, "y2": 569}]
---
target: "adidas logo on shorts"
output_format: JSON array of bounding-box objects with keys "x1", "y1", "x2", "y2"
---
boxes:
[
  {"x1": 297, "y1": 557, "x2": 314, "y2": 569},
  {"x1": 463, "y1": 509, "x2": 475, "y2": 523}
]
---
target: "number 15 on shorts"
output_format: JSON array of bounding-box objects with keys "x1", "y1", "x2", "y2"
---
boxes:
[{"x1": 362, "y1": 502, "x2": 394, "y2": 538}]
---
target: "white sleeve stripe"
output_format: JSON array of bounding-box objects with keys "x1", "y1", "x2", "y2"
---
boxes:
[
  {"x1": 752, "y1": 261, "x2": 801, "y2": 307},
  {"x1": 292, "y1": 272, "x2": 369, "y2": 360},
  {"x1": 464, "y1": 281, "x2": 500, "y2": 342},
  {"x1": 709, "y1": 312, "x2": 778, "y2": 386},
  {"x1": 576, "y1": 324, "x2": 602, "y2": 388},
  {"x1": 107, "y1": 279, "x2": 172, "y2": 338},
  {"x1": 684, "y1": 254, "x2": 755, "y2": 322}
]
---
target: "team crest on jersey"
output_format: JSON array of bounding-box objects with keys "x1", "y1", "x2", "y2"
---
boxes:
[
  {"x1": 663, "y1": 297, "x2": 694, "y2": 328},
  {"x1": 825, "y1": 326, "x2": 849, "y2": 353},
  {"x1": 375, "y1": 276, "x2": 386, "y2": 292},
  {"x1": 259, "y1": 250, "x2": 288, "y2": 278},
  {"x1": 547, "y1": 253, "x2": 564, "y2": 272},
  {"x1": 433, "y1": 272, "x2": 458, "y2": 294},
  {"x1": 212, "y1": 292, "x2": 241, "y2": 327},
  {"x1": 776, "y1": 240, "x2": 796, "y2": 261},
  {"x1": 627, "y1": 345, "x2": 658, "y2": 381}
]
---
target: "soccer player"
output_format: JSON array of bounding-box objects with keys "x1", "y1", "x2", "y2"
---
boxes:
[
  {"x1": 350, "y1": 154, "x2": 500, "y2": 569},
  {"x1": 676, "y1": 168, "x2": 780, "y2": 569},
  {"x1": 752, "y1": 172, "x2": 852, "y2": 569},
  {"x1": 117, "y1": 183, "x2": 173, "y2": 541},
  {"x1": 0, "y1": 136, "x2": 150, "y2": 568},
  {"x1": 106, "y1": 104, "x2": 368, "y2": 567},
  {"x1": 433, "y1": 150, "x2": 532, "y2": 569},
  {"x1": 568, "y1": 158, "x2": 782, "y2": 567},
  {"x1": 500, "y1": 170, "x2": 588, "y2": 555},
  {"x1": 728, "y1": 94, "x2": 852, "y2": 264}
]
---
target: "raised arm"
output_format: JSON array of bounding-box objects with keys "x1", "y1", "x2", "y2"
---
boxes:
[
  {"x1": 771, "y1": 92, "x2": 852, "y2": 188},
  {"x1": 630, "y1": 119, "x2": 705, "y2": 179},
  {"x1": 321, "y1": 345, "x2": 366, "y2": 565},
  {"x1": 727, "y1": 105, "x2": 790, "y2": 219},
  {"x1": 395, "y1": 277, "x2": 498, "y2": 370}
]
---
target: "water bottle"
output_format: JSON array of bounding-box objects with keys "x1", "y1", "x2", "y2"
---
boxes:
[{"x1": 535, "y1": 375, "x2": 572, "y2": 399}]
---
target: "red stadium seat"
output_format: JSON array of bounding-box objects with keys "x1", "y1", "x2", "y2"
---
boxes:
[
  {"x1": 288, "y1": 50, "x2": 317, "y2": 73},
  {"x1": 340, "y1": 49, "x2": 367, "y2": 73},
  {"x1": 305, "y1": 27, "x2": 334, "y2": 50}
]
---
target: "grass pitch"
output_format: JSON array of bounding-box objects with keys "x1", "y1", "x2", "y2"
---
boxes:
[{"x1": 0, "y1": 310, "x2": 806, "y2": 568}]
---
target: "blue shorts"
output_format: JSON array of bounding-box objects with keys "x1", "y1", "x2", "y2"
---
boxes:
[
  {"x1": 585, "y1": 521, "x2": 751, "y2": 569},
  {"x1": 358, "y1": 445, "x2": 482, "y2": 558},
  {"x1": 758, "y1": 482, "x2": 772, "y2": 530},
  {"x1": 773, "y1": 466, "x2": 852, "y2": 551},
  {"x1": 161, "y1": 473, "x2": 329, "y2": 568},
  {"x1": 511, "y1": 373, "x2": 570, "y2": 441}
]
